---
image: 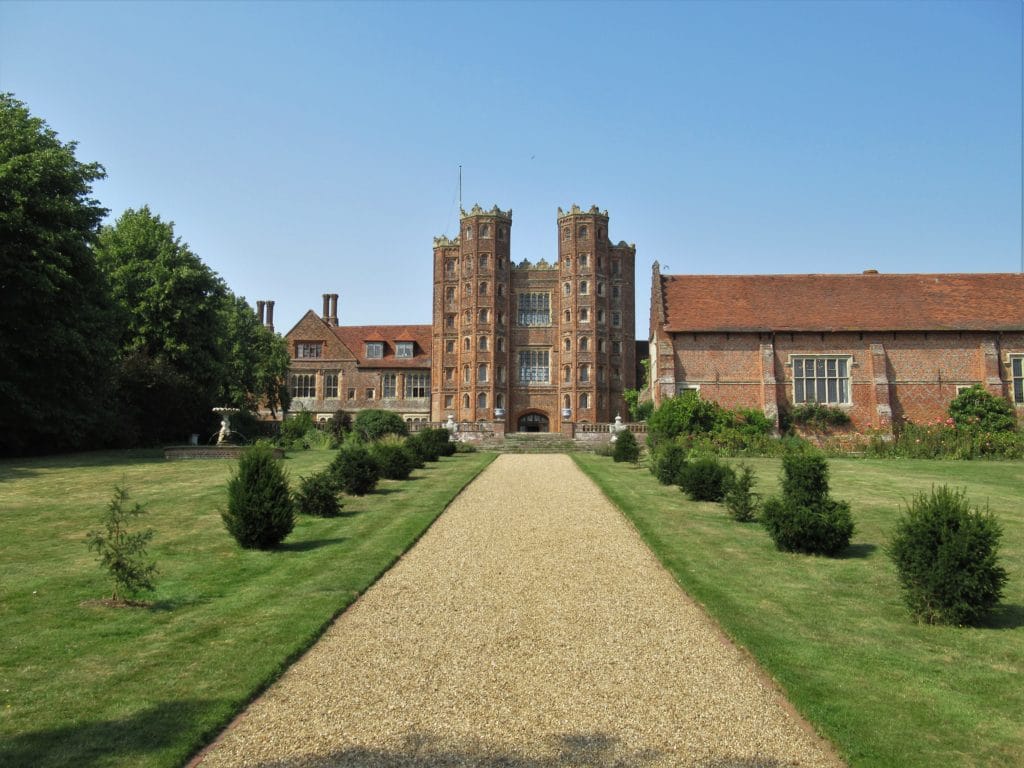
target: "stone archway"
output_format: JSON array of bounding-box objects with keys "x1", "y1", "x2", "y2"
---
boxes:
[{"x1": 517, "y1": 412, "x2": 550, "y2": 433}]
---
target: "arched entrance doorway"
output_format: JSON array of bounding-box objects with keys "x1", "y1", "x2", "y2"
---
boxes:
[{"x1": 517, "y1": 412, "x2": 549, "y2": 433}]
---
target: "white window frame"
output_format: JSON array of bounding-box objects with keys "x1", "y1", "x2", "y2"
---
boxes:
[
  {"x1": 395, "y1": 342, "x2": 414, "y2": 358},
  {"x1": 290, "y1": 373, "x2": 316, "y2": 398},
  {"x1": 295, "y1": 342, "x2": 322, "y2": 359},
  {"x1": 382, "y1": 373, "x2": 397, "y2": 398},
  {"x1": 365, "y1": 342, "x2": 384, "y2": 359},
  {"x1": 1011, "y1": 355, "x2": 1024, "y2": 405},
  {"x1": 790, "y1": 355, "x2": 852, "y2": 405},
  {"x1": 517, "y1": 292, "x2": 551, "y2": 326},
  {"x1": 405, "y1": 372, "x2": 429, "y2": 398},
  {"x1": 518, "y1": 349, "x2": 550, "y2": 384},
  {"x1": 323, "y1": 373, "x2": 339, "y2": 399}
]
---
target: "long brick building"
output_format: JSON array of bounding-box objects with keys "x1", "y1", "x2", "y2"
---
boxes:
[
  {"x1": 275, "y1": 204, "x2": 638, "y2": 432},
  {"x1": 648, "y1": 263, "x2": 1024, "y2": 431}
]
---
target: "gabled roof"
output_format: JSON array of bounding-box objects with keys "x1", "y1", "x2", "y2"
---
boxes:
[
  {"x1": 331, "y1": 325, "x2": 432, "y2": 368},
  {"x1": 657, "y1": 273, "x2": 1024, "y2": 333}
]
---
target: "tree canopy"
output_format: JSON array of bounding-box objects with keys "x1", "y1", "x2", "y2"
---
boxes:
[{"x1": 0, "y1": 93, "x2": 117, "y2": 454}]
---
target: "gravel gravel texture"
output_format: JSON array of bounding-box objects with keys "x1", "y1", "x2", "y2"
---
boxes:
[{"x1": 196, "y1": 454, "x2": 844, "y2": 768}]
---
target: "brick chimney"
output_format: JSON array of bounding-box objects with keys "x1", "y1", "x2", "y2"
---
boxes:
[
  {"x1": 265, "y1": 300, "x2": 275, "y2": 332},
  {"x1": 256, "y1": 300, "x2": 266, "y2": 324},
  {"x1": 330, "y1": 293, "x2": 339, "y2": 325}
]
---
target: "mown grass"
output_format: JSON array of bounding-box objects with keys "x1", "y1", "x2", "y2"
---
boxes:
[
  {"x1": 574, "y1": 454, "x2": 1024, "y2": 768},
  {"x1": 0, "y1": 448, "x2": 495, "y2": 768}
]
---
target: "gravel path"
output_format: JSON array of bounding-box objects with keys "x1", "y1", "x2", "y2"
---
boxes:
[{"x1": 196, "y1": 454, "x2": 843, "y2": 768}]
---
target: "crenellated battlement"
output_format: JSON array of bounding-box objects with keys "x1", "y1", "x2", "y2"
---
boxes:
[
  {"x1": 433, "y1": 235, "x2": 460, "y2": 247},
  {"x1": 460, "y1": 203, "x2": 512, "y2": 220},
  {"x1": 557, "y1": 204, "x2": 608, "y2": 219}
]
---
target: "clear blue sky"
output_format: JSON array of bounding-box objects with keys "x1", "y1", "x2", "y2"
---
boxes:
[{"x1": 2, "y1": 0, "x2": 1021, "y2": 334}]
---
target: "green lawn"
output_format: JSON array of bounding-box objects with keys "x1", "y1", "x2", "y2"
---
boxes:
[
  {"x1": 0, "y1": 448, "x2": 495, "y2": 768},
  {"x1": 574, "y1": 453, "x2": 1024, "y2": 768}
]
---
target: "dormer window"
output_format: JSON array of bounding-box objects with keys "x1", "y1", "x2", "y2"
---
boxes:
[
  {"x1": 396, "y1": 342, "x2": 414, "y2": 358},
  {"x1": 365, "y1": 342, "x2": 384, "y2": 359},
  {"x1": 296, "y1": 342, "x2": 322, "y2": 359}
]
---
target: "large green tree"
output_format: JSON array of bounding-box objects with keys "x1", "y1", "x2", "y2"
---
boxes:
[
  {"x1": 95, "y1": 207, "x2": 229, "y2": 442},
  {"x1": 221, "y1": 293, "x2": 291, "y2": 416},
  {"x1": 0, "y1": 93, "x2": 118, "y2": 455}
]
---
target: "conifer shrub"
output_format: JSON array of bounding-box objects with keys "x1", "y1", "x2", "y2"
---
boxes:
[
  {"x1": 650, "y1": 441, "x2": 688, "y2": 485},
  {"x1": 279, "y1": 409, "x2": 315, "y2": 447},
  {"x1": 724, "y1": 463, "x2": 759, "y2": 522},
  {"x1": 294, "y1": 471, "x2": 342, "y2": 517},
  {"x1": 420, "y1": 427, "x2": 456, "y2": 458},
  {"x1": 406, "y1": 431, "x2": 440, "y2": 463},
  {"x1": 761, "y1": 451, "x2": 854, "y2": 555},
  {"x1": 222, "y1": 443, "x2": 295, "y2": 549},
  {"x1": 888, "y1": 486, "x2": 1007, "y2": 625},
  {"x1": 371, "y1": 436, "x2": 417, "y2": 480},
  {"x1": 612, "y1": 429, "x2": 641, "y2": 463},
  {"x1": 86, "y1": 485, "x2": 158, "y2": 601},
  {"x1": 328, "y1": 443, "x2": 381, "y2": 496},
  {"x1": 678, "y1": 457, "x2": 735, "y2": 502}
]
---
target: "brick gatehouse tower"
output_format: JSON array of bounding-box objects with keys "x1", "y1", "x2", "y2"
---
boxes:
[{"x1": 431, "y1": 204, "x2": 636, "y2": 432}]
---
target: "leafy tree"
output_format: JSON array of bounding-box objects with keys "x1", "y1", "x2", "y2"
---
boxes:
[
  {"x1": 353, "y1": 409, "x2": 409, "y2": 441},
  {"x1": 86, "y1": 485, "x2": 158, "y2": 601},
  {"x1": 221, "y1": 293, "x2": 291, "y2": 416},
  {"x1": 647, "y1": 391, "x2": 729, "y2": 448},
  {"x1": 948, "y1": 385, "x2": 1016, "y2": 433},
  {"x1": 0, "y1": 93, "x2": 118, "y2": 455},
  {"x1": 222, "y1": 443, "x2": 295, "y2": 549},
  {"x1": 95, "y1": 206, "x2": 228, "y2": 441}
]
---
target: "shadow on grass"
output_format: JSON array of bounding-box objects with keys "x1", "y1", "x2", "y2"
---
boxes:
[
  {"x1": 837, "y1": 543, "x2": 879, "y2": 559},
  {"x1": 0, "y1": 698, "x2": 224, "y2": 768},
  {"x1": 0, "y1": 450, "x2": 167, "y2": 482},
  {"x1": 277, "y1": 537, "x2": 347, "y2": 552},
  {"x1": 977, "y1": 603, "x2": 1024, "y2": 630},
  {"x1": 248, "y1": 731, "x2": 800, "y2": 767}
]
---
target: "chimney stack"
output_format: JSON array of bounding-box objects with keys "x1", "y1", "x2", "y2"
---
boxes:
[
  {"x1": 330, "y1": 293, "x2": 339, "y2": 325},
  {"x1": 256, "y1": 300, "x2": 266, "y2": 325},
  {"x1": 265, "y1": 301, "x2": 275, "y2": 332},
  {"x1": 322, "y1": 293, "x2": 331, "y2": 322}
]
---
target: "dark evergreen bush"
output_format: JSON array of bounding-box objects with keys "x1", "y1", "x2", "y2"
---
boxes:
[
  {"x1": 789, "y1": 403, "x2": 851, "y2": 430},
  {"x1": 222, "y1": 443, "x2": 295, "y2": 549},
  {"x1": 371, "y1": 438, "x2": 416, "y2": 480},
  {"x1": 419, "y1": 427, "x2": 455, "y2": 457},
  {"x1": 761, "y1": 496, "x2": 853, "y2": 555},
  {"x1": 779, "y1": 452, "x2": 832, "y2": 508},
  {"x1": 612, "y1": 430, "x2": 640, "y2": 463},
  {"x1": 761, "y1": 450, "x2": 854, "y2": 555},
  {"x1": 888, "y1": 486, "x2": 1007, "y2": 625},
  {"x1": 328, "y1": 444, "x2": 380, "y2": 496},
  {"x1": 650, "y1": 441, "x2": 688, "y2": 485},
  {"x1": 279, "y1": 410, "x2": 314, "y2": 446},
  {"x1": 353, "y1": 409, "x2": 409, "y2": 441},
  {"x1": 86, "y1": 485, "x2": 158, "y2": 601},
  {"x1": 678, "y1": 457, "x2": 735, "y2": 502},
  {"x1": 294, "y1": 471, "x2": 342, "y2": 517},
  {"x1": 724, "y1": 463, "x2": 759, "y2": 522},
  {"x1": 406, "y1": 431, "x2": 440, "y2": 463}
]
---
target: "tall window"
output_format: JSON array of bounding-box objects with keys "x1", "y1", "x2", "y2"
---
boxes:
[
  {"x1": 579, "y1": 280, "x2": 589, "y2": 295},
  {"x1": 478, "y1": 308, "x2": 489, "y2": 323},
  {"x1": 479, "y1": 281, "x2": 488, "y2": 295},
  {"x1": 444, "y1": 367, "x2": 454, "y2": 382},
  {"x1": 296, "y1": 342, "x2": 322, "y2": 359},
  {"x1": 445, "y1": 339, "x2": 455, "y2": 353},
  {"x1": 579, "y1": 336, "x2": 589, "y2": 351},
  {"x1": 1012, "y1": 357, "x2": 1024, "y2": 404},
  {"x1": 611, "y1": 311, "x2": 621, "y2": 327},
  {"x1": 444, "y1": 395, "x2": 454, "y2": 409},
  {"x1": 793, "y1": 356, "x2": 851, "y2": 405},
  {"x1": 382, "y1": 373, "x2": 397, "y2": 398},
  {"x1": 446, "y1": 259, "x2": 457, "y2": 274},
  {"x1": 406, "y1": 372, "x2": 429, "y2": 398},
  {"x1": 477, "y1": 364, "x2": 488, "y2": 383},
  {"x1": 324, "y1": 373, "x2": 339, "y2": 399},
  {"x1": 477, "y1": 392, "x2": 487, "y2": 409},
  {"x1": 579, "y1": 307, "x2": 589, "y2": 323},
  {"x1": 290, "y1": 373, "x2": 315, "y2": 398},
  {"x1": 580, "y1": 392, "x2": 590, "y2": 409},
  {"x1": 497, "y1": 336, "x2": 505, "y2": 352},
  {"x1": 445, "y1": 287, "x2": 455, "y2": 303},
  {"x1": 517, "y1": 292, "x2": 550, "y2": 326},
  {"x1": 365, "y1": 342, "x2": 383, "y2": 359},
  {"x1": 479, "y1": 335, "x2": 488, "y2": 350},
  {"x1": 445, "y1": 314, "x2": 455, "y2": 328},
  {"x1": 479, "y1": 253, "x2": 489, "y2": 269},
  {"x1": 480, "y1": 225, "x2": 491, "y2": 238},
  {"x1": 396, "y1": 342, "x2": 414, "y2": 358},
  {"x1": 579, "y1": 364, "x2": 590, "y2": 383},
  {"x1": 518, "y1": 349, "x2": 550, "y2": 383},
  {"x1": 563, "y1": 365, "x2": 571, "y2": 383}
]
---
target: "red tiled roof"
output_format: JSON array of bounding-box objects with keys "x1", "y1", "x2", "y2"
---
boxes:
[
  {"x1": 658, "y1": 273, "x2": 1024, "y2": 333},
  {"x1": 331, "y1": 325, "x2": 433, "y2": 368}
]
